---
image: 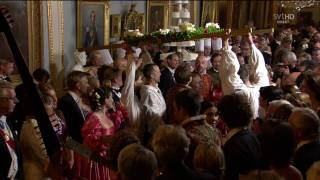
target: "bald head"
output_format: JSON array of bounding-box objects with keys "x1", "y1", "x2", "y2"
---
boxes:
[{"x1": 288, "y1": 107, "x2": 320, "y2": 141}]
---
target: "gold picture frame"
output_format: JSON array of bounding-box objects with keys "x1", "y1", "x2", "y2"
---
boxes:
[
  {"x1": 0, "y1": 1, "x2": 42, "y2": 84},
  {"x1": 110, "y1": 14, "x2": 121, "y2": 37},
  {"x1": 76, "y1": 1, "x2": 110, "y2": 48},
  {"x1": 138, "y1": 13, "x2": 145, "y2": 33},
  {"x1": 147, "y1": 1, "x2": 169, "y2": 33}
]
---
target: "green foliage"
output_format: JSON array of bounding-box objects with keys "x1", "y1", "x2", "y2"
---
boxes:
[{"x1": 124, "y1": 27, "x2": 224, "y2": 46}]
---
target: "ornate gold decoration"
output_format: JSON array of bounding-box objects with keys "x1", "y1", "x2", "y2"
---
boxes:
[
  {"x1": 122, "y1": 4, "x2": 145, "y2": 37},
  {"x1": 47, "y1": 1, "x2": 54, "y2": 66},
  {"x1": 110, "y1": 14, "x2": 121, "y2": 37},
  {"x1": 58, "y1": 1, "x2": 64, "y2": 65}
]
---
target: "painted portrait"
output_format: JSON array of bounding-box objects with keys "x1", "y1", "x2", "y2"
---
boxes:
[
  {"x1": 0, "y1": 1, "x2": 28, "y2": 62},
  {"x1": 0, "y1": 1, "x2": 42, "y2": 79},
  {"x1": 149, "y1": 5, "x2": 164, "y2": 33},
  {"x1": 111, "y1": 14, "x2": 121, "y2": 37},
  {"x1": 147, "y1": 4, "x2": 168, "y2": 33},
  {"x1": 77, "y1": 1, "x2": 109, "y2": 48}
]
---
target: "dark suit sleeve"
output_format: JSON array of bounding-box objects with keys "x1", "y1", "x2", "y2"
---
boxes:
[
  {"x1": 57, "y1": 95, "x2": 84, "y2": 143},
  {"x1": 159, "y1": 68, "x2": 175, "y2": 97}
]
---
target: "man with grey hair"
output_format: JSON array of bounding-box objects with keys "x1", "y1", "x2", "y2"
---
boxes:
[
  {"x1": 280, "y1": 50, "x2": 299, "y2": 73},
  {"x1": 288, "y1": 107, "x2": 320, "y2": 178},
  {"x1": 0, "y1": 59, "x2": 14, "y2": 82},
  {"x1": 0, "y1": 80, "x2": 22, "y2": 179}
]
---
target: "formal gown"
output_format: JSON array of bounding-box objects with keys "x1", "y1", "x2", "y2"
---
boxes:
[{"x1": 75, "y1": 113, "x2": 115, "y2": 180}]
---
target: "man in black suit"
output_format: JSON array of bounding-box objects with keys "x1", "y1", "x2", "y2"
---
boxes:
[
  {"x1": 159, "y1": 53, "x2": 180, "y2": 98},
  {"x1": 218, "y1": 93, "x2": 261, "y2": 180},
  {"x1": 0, "y1": 59, "x2": 14, "y2": 82},
  {"x1": 0, "y1": 80, "x2": 23, "y2": 179},
  {"x1": 289, "y1": 108, "x2": 320, "y2": 179},
  {"x1": 58, "y1": 71, "x2": 90, "y2": 143}
]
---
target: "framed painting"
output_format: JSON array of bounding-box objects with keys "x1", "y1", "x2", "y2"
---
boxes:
[
  {"x1": 0, "y1": 1, "x2": 42, "y2": 82},
  {"x1": 77, "y1": 1, "x2": 110, "y2": 48},
  {"x1": 110, "y1": 14, "x2": 121, "y2": 37},
  {"x1": 147, "y1": 2, "x2": 169, "y2": 33}
]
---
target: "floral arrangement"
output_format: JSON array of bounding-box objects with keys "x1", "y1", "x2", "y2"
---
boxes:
[
  {"x1": 205, "y1": 22, "x2": 221, "y2": 34},
  {"x1": 159, "y1": 28, "x2": 171, "y2": 35},
  {"x1": 124, "y1": 23, "x2": 224, "y2": 47},
  {"x1": 205, "y1": 22, "x2": 220, "y2": 29}
]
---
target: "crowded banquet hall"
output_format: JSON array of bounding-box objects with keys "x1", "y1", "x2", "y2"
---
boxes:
[{"x1": 0, "y1": 0, "x2": 320, "y2": 180}]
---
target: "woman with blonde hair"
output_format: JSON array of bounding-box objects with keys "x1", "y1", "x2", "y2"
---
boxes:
[{"x1": 193, "y1": 143, "x2": 225, "y2": 179}]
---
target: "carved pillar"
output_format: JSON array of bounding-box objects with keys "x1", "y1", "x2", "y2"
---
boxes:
[{"x1": 47, "y1": 1, "x2": 65, "y2": 96}]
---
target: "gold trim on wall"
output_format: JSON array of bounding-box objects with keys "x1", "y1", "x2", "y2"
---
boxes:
[
  {"x1": 10, "y1": 1, "x2": 43, "y2": 84},
  {"x1": 47, "y1": 1, "x2": 54, "y2": 65},
  {"x1": 58, "y1": 1, "x2": 64, "y2": 65},
  {"x1": 27, "y1": 1, "x2": 42, "y2": 72},
  {"x1": 110, "y1": 14, "x2": 121, "y2": 37},
  {"x1": 76, "y1": 1, "x2": 110, "y2": 48}
]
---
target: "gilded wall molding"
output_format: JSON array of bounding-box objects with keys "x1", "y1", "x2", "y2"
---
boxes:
[
  {"x1": 58, "y1": 1, "x2": 64, "y2": 65},
  {"x1": 47, "y1": 1, "x2": 54, "y2": 66}
]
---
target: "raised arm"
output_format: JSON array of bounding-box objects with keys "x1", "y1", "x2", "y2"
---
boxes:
[
  {"x1": 219, "y1": 32, "x2": 246, "y2": 95},
  {"x1": 121, "y1": 56, "x2": 141, "y2": 125},
  {"x1": 247, "y1": 33, "x2": 270, "y2": 87}
]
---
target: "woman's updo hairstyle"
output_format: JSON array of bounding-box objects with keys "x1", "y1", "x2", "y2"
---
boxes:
[{"x1": 89, "y1": 87, "x2": 112, "y2": 111}]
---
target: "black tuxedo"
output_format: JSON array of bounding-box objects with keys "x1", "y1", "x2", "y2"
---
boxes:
[
  {"x1": 58, "y1": 93, "x2": 85, "y2": 143},
  {"x1": 159, "y1": 67, "x2": 175, "y2": 98},
  {"x1": 223, "y1": 129, "x2": 261, "y2": 180},
  {"x1": 111, "y1": 87, "x2": 122, "y2": 104},
  {"x1": 0, "y1": 119, "x2": 23, "y2": 180},
  {"x1": 294, "y1": 140, "x2": 320, "y2": 179}
]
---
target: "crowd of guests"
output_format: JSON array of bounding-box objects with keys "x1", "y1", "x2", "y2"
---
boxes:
[{"x1": 1, "y1": 22, "x2": 320, "y2": 180}]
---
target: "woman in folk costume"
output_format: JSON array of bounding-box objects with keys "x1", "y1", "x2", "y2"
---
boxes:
[
  {"x1": 75, "y1": 87, "x2": 115, "y2": 180},
  {"x1": 121, "y1": 47, "x2": 144, "y2": 127},
  {"x1": 20, "y1": 115, "x2": 50, "y2": 180}
]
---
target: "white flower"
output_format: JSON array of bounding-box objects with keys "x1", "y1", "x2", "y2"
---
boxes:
[
  {"x1": 179, "y1": 22, "x2": 196, "y2": 32},
  {"x1": 159, "y1": 29, "x2": 170, "y2": 35},
  {"x1": 205, "y1": 22, "x2": 220, "y2": 29}
]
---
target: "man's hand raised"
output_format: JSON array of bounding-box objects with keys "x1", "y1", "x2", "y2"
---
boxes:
[{"x1": 222, "y1": 29, "x2": 231, "y2": 49}]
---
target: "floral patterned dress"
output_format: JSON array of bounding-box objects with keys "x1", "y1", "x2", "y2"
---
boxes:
[{"x1": 75, "y1": 113, "x2": 115, "y2": 180}]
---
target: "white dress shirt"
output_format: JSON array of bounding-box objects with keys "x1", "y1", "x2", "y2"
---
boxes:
[
  {"x1": 140, "y1": 84, "x2": 166, "y2": 118},
  {"x1": 0, "y1": 116, "x2": 18, "y2": 179}
]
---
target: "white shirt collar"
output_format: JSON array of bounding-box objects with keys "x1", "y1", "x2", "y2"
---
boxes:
[
  {"x1": 167, "y1": 66, "x2": 175, "y2": 74},
  {"x1": 0, "y1": 115, "x2": 6, "y2": 122},
  {"x1": 68, "y1": 91, "x2": 81, "y2": 104}
]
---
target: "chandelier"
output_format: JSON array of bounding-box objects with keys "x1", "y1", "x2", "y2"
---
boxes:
[{"x1": 280, "y1": 0, "x2": 318, "y2": 12}]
